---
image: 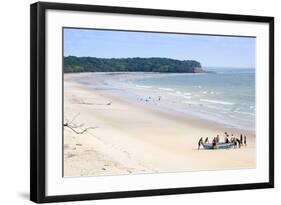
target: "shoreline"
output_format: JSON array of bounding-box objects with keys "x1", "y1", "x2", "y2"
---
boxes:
[
  {"x1": 65, "y1": 72, "x2": 255, "y2": 135},
  {"x1": 64, "y1": 73, "x2": 256, "y2": 177}
]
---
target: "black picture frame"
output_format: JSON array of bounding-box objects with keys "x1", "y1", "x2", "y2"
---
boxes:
[{"x1": 30, "y1": 1, "x2": 274, "y2": 203}]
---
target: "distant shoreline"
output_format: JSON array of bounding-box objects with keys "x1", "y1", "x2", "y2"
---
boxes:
[{"x1": 64, "y1": 56, "x2": 204, "y2": 73}]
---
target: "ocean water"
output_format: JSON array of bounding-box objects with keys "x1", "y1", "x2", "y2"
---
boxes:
[{"x1": 71, "y1": 68, "x2": 255, "y2": 132}]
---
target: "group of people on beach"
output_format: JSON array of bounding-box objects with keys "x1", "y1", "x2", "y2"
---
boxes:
[{"x1": 198, "y1": 132, "x2": 247, "y2": 150}]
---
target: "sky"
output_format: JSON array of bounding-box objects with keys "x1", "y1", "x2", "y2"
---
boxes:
[{"x1": 64, "y1": 28, "x2": 256, "y2": 68}]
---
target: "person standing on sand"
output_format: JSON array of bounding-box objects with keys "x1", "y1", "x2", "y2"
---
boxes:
[
  {"x1": 198, "y1": 137, "x2": 203, "y2": 150},
  {"x1": 216, "y1": 135, "x2": 220, "y2": 143},
  {"x1": 212, "y1": 137, "x2": 217, "y2": 148},
  {"x1": 204, "y1": 137, "x2": 209, "y2": 144},
  {"x1": 225, "y1": 135, "x2": 229, "y2": 143},
  {"x1": 236, "y1": 138, "x2": 241, "y2": 148},
  {"x1": 234, "y1": 138, "x2": 238, "y2": 148},
  {"x1": 244, "y1": 135, "x2": 247, "y2": 146},
  {"x1": 240, "y1": 134, "x2": 243, "y2": 145},
  {"x1": 224, "y1": 132, "x2": 228, "y2": 142},
  {"x1": 224, "y1": 132, "x2": 228, "y2": 138}
]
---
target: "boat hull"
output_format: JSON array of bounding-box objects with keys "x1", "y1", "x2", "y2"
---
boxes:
[{"x1": 202, "y1": 142, "x2": 235, "y2": 149}]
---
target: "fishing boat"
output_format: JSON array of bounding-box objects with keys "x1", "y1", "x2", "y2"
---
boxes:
[{"x1": 202, "y1": 142, "x2": 235, "y2": 149}]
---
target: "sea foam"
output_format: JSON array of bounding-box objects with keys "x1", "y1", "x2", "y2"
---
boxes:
[
  {"x1": 200, "y1": 99, "x2": 234, "y2": 105},
  {"x1": 158, "y1": 87, "x2": 175, "y2": 91}
]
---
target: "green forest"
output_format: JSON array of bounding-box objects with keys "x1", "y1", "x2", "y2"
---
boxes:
[{"x1": 64, "y1": 56, "x2": 203, "y2": 73}]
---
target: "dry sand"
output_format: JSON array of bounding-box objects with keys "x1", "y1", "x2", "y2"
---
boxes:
[{"x1": 63, "y1": 79, "x2": 256, "y2": 177}]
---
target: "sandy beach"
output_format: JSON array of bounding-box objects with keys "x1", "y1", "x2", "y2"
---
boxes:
[{"x1": 63, "y1": 73, "x2": 256, "y2": 177}]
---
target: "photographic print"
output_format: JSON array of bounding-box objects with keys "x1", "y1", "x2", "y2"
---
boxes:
[
  {"x1": 63, "y1": 28, "x2": 256, "y2": 177},
  {"x1": 30, "y1": 2, "x2": 274, "y2": 202}
]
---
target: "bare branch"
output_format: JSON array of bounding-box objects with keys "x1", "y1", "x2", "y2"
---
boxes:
[
  {"x1": 64, "y1": 124, "x2": 98, "y2": 134},
  {"x1": 64, "y1": 113, "x2": 98, "y2": 134},
  {"x1": 69, "y1": 112, "x2": 80, "y2": 124}
]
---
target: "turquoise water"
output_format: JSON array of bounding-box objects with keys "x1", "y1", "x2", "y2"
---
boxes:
[
  {"x1": 118, "y1": 68, "x2": 256, "y2": 131},
  {"x1": 132, "y1": 68, "x2": 255, "y2": 114}
]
